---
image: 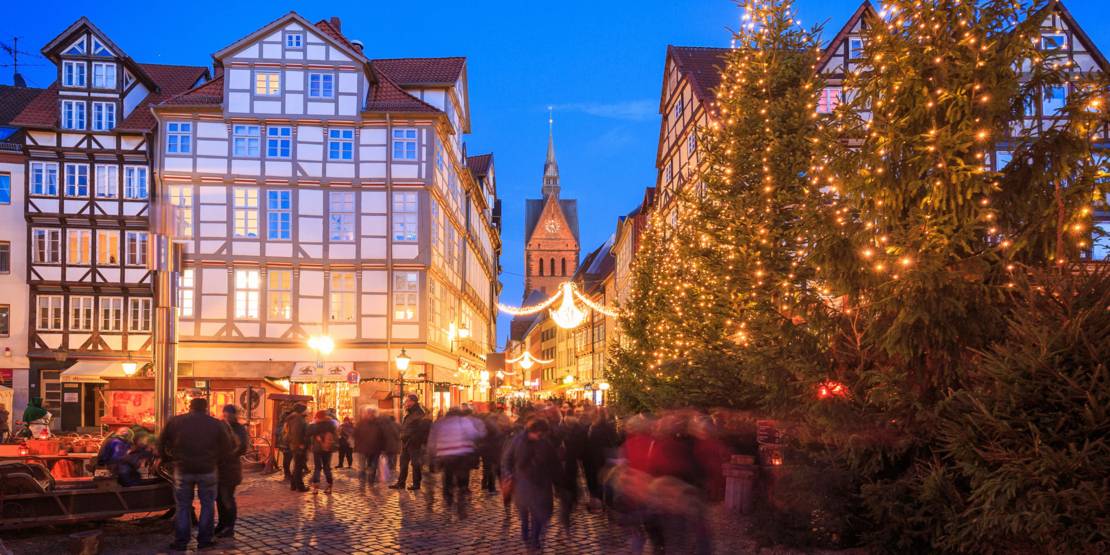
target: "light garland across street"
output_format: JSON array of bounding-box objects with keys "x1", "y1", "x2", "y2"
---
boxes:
[{"x1": 497, "y1": 282, "x2": 618, "y2": 329}]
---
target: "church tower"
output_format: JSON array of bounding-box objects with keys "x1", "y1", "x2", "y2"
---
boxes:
[{"x1": 523, "y1": 115, "x2": 579, "y2": 298}]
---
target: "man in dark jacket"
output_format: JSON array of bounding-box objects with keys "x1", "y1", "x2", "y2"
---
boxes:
[
  {"x1": 284, "y1": 404, "x2": 309, "y2": 492},
  {"x1": 389, "y1": 394, "x2": 430, "y2": 490},
  {"x1": 354, "y1": 407, "x2": 383, "y2": 482},
  {"x1": 306, "y1": 410, "x2": 338, "y2": 494},
  {"x1": 158, "y1": 397, "x2": 234, "y2": 551},
  {"x1": 215, "y1": 405, "x2": 248, "y2": 539}
]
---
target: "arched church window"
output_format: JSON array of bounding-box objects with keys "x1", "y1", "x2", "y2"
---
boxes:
[
  {"x1": 549, "y1": 258, "x2": 556, "y2": 276},
  {"x1": 538, "y1": 259, "x2": 544, "y2": 276},
  {"x1": 561, "y1": 258, "x2": 567, "y2": 276}
]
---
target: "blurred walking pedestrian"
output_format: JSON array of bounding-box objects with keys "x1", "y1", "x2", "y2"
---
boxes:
[
  {"x1": 502, "y1": 418, "x2": 562, "y2": 553},
  {"x1": 284, "y1": 404, "x2": 309, "y2": 492},
  {"x1": 215, "y1": 404, "x2": 248, "y2": 539},
  {"x1": 337, "y1": 416, "x2": 355, "y2": 469},
  {"x1": 584, "y1": 406, "x2": 619, "y2": 509},
  {"x1": 427, "y1": 406, "x2": 486, "y2": 503},
  {"x1": 354, "y1": 407, "x2": 382, "y2": 482},
  {"x1": 275, "y1": 408, "x2": 292, "y2": 482},
  {"x1": 0, "y1": 404, "x2": 9, "y2": 443},
  {"x1": 307, "y1": 410, "x2": 339, "y2": 494},
  {"x1": 479, "y1": 405, "x2": 510, "y2": 492},
  {"x1": 389, "y1": 394, "x2": 430, "y2": 491},
  {"x1": 158, "y1": 397, "x2": 234, "y2": 551},
  {"x1": 380, "y1": 413, "x2": 401, "y2": 482}
]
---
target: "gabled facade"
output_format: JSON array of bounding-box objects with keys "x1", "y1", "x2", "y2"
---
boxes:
[
  {"x1": 151, "y1": 13, "x2": 500, "y2": 416},
  {"x1": 11, "y1": 18, "x2": 207, "y2": 430}
]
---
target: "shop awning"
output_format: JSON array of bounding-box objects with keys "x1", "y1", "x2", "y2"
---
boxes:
[
  {"x1": 60, "y1": 360, "x2": 130, "y2": 384},
  {"x1": 289, "y1": 362, "x2": 357, "y2": 384}
]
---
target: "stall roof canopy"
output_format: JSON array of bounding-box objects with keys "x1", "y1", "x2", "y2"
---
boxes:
[{"x1": 60, "y1": 360, "x2": 132, "y2": 383}]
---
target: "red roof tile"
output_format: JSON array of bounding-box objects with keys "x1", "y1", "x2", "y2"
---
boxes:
[
  {"x1": 117, "y1": 64, "x2": 209, "y2": 131},
  {"x1": 669, "y1": 46, "x2": 730, "y2": 105},
  {"x1": 467, "y1": 153, "x2": 493, "y2": 178},
  {"x1": 366, "y1": 62, "x2": 441, "y2": 114},
  {"x1": 159, "y1": 74, "x2": 224, "y2": 107},
  {"x1": 12, "y1": 63, "x2": 207, "y2": 131},
  {"x1": 314, "y1": 20, "x2": 363, "y2": 58},
  {"x1": 372, "y1": 57, "x2": 465, "y2": 86},
  {"x1": 0, "y1": 85, "x2": 46, "y2": 126}
]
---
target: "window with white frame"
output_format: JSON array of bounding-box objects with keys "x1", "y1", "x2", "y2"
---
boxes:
[
  {"x1": 267, "y1": 190, "x2": 291, "y2": 240},
  {"x1": 994, "y1": 150, "x2": 1013, "y2": 171},
  {"x1": 62, "y1": 61, "x2": 86, "y2": 87},
  {"x1": 849, "y1": 37, "x2": 865, "y2": 59},
  {"x1": 309, "y1": 73, "x2": 335, "y2": 99},
  {"x1": 817, "y1": 87, "x2": 842, "y2": 114},
  {"x1": 32, "y1": 228, "x2": 61, "y2": 264},
  {"x1": 664, "y1": 162, "x2": 673, "y2": 184},
  {"x1": 166, "y1": 122, "x2": 192, "y2": 154},
  {"x1": 92, "y1": 102, "x2": 115, "y2": 131},
  {"x1": 233, "y1": 124, "x2": 261, "y2": 157},
  {"x1": 100, "y1": 297, "x2": 123, "y2": 332},
  {"x1": 69, "y1": 296, "x2": 94, "y2": 331},
  {"x1": 673, "y1": 93, "x2": 684, "y2": 121},
  {"x1": 95, "y1": 164, "x2": 118, "y2": 198},
  {"x1": 30, "y1": 162, "x2": 58, "y2": 196},
  {"x1": 393, "y1": 191, "x2": 418, "y2": 242},
  {"x1": 267, "y1": 269, "x2": 292, "y2": 321},
  {"x1": 64, "y1": 39, "x2": 86, "y2": 56},
  {"x1": 327, "y1": 129, "x2": 354, "y2": 160},
  {"x1": 234, "y1": 269, "x2": 260, "y2": 319},
  {"x1": 1092, "y1": 221, "x2": 1109, "y2": 261},
  {"x1": 233, "y1": 188, "x2": 259, "y2": 238},
  {"x1": 62, "y1": 100, "x2": 86, "y2": 130},
  {"x1": 36, "y1": 295, "x2": 63, "y2": 331},
  {"x1": 687, "y1": 134, "x2": 696, "y2": 155},
  {"x1": 91, "y1": 62, "x2": 116, "y2": 89},
  {"x1": 255, "y1": 71, "x2": 280, "y2": 96},
  {"x1": 125, "y1": 231, "x2": 147, "y2": 266},
  {"x1": 1041, "y1": 33, "x2": 1066, "y2": 51},
  {"x1": 124, "y1": 166, "x2": 148, "y2": 199},
  {"x1": 285, "y1": 32, "x2": 304, "y2": 48},
  {"x1": 328, "y1": 191, "x2": 354, "y2": 241},
  {"x1": 91, "y1": 37, "x2": 112, "y2": 57},
  {"x1": 180, "y1": 268, "x2": 195, "y2": 318},
  {"x1": 392, "y1": 128, "x2": 418, "y2": 160},
  {"x1": 170, "y1": 185, "x2": 193, "y2": 238},
  {"x1": 393, "y1": 271, "x2": 418, "y2": 321},
  {"x1": 96, "y1": 229, "x2": 119, "y2": 265},
  {"x1": 128, "y1": 297, "x2": 152, "y2": 332},
  {"x1": 1043, "y1": 85, "x2": 1068, "y2": 115},
  {"x1": 329, "y1": 271, "x2": 356, "y2": 322},
  {"x1": 267, "y1": 126, "x2": 292, "y2": 158},
  {"x1": 64, "y1": 163, "x2": 89, "y2": 197},
  {"x1": 67, "y1": 229, "x2": 91, "y2": 265}
]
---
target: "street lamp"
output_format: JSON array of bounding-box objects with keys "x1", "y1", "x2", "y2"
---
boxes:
[
  {"x1": 394, "y1": 349, "x2": 411, "y2": 419},
  {"x1": 121, "y1": 353, "x2": 138, "y2": 377},
  {"x1": 307, "y1": 335, "x2": 335, "y2": 412}
]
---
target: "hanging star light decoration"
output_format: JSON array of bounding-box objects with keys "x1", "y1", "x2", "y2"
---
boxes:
[
  {"x1": 497, "y1": 282, "x2": 618, "y2": 330},
  {"x1": 505, "y1": 351, "x2": 553, "y2": 371}
]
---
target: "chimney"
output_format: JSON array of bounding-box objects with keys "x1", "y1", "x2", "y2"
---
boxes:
[
  {"x1": 350, "y1": 40, "x2": 365, "y2": 53},
  {"x1": 329, "y1": 16, "x2": 341, "y2": 32}
]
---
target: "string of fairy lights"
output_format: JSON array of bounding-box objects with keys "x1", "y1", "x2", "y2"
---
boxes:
[{"x1": 610, "y1": 0, "x2": 1108, "y2": 393}]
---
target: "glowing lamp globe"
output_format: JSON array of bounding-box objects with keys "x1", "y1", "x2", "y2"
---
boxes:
[
  {"x1": 394, "y1": 349, "x2": 411, "y2": 372},
  {"x1": 121, "y1": 360, "x2": 139, "y2": 377},
  {"x1": 518, "y1": 355, "x2": 535, "y2": 370},
  {"x1": 549, "y1": 283, "x2": 586, "y2": 329}
]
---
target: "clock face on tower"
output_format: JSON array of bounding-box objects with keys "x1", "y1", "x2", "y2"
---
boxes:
[{"x1": 544, "y1": 218, "x2": 561, "y2": 233}]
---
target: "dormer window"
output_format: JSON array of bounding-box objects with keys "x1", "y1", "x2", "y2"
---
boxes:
[
  {"x1": 63, "y1": 61, "x2": 86, "y2": 87},
  {"x1": 63, "y1": 37, "x2": 86, "y2": 56},
  {"x1": 92, "y1": 37, "x2": 113, "y2": 57},
  {"x1": 92, "y1": 62, "x2": 116, "y2": 89},
  {"x1": 849, "y1": 37, "x2": 865, "y2": 59},
  {"x1": 1041, "y1": 33, "x2": 1066, "y2": 51},
  {"x1": 286, "y1": 32, "x2": 304, "y2": 49}
]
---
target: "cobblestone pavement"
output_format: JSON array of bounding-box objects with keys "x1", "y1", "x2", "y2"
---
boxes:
[{"x1": 4, "y1": 466, "x2": 811, "y2": 554}]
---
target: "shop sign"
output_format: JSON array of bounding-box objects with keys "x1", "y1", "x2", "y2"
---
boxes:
[
  {"x1": 291, "y1": 362, "x2": 356, "y2": 383},
  {"x1": 63, "y1": 391, "x2": 79, "y2": 403},
  {"x1": 346, "y1": 370, "x2": 360, "y2": 385}
]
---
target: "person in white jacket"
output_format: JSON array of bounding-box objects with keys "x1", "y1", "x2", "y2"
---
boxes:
[{"x1": 427, "y1": 406, "x2": 486, "y2": 503}]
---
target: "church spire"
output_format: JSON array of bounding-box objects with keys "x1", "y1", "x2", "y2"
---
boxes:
[{"x1": 542, "y1": 107, "x2": 560, "y2": 198}]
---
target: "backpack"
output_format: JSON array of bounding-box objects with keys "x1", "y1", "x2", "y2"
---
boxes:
[{"x1": 315, "y1": 427, "x2": 338, "y2": 453}]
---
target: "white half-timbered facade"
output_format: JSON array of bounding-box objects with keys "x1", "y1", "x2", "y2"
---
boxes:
[
  {"x1": 153, "y1": 13, "x2": 500, "y2": 409},
  {"x1": 10, "y1": 18, "x2": 207, "y2": 429}
]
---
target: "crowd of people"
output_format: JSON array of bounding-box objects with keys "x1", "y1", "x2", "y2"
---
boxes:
[{"x1": 91, "y1": 393, "x2": 729, "y2": 553}]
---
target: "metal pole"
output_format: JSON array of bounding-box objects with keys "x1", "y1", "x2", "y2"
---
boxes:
[{"x1": 151, "y1": 236, "x2": 181, "y2": 431}]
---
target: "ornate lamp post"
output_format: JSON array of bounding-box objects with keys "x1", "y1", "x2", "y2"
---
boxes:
[{"x1": 394, "y1": 348, "x2": 411, "y2": 420}]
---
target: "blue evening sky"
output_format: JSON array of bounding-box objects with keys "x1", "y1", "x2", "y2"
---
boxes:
[{"x1": 4, "y1": 1, "x2": 1107, "y2": 347}]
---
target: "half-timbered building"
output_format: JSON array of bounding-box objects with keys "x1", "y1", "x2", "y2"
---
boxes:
[
  {"x1": 11, "y1": 19, "x2": 207, "y2": 430},
  {"x1": 152, "y1": 13, "x2": 500, "y2": 416}
]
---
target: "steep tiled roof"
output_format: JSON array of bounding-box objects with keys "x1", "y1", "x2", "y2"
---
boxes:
[
  {"x1": 13, "y1": 64, "x2": 207, "y2": 130},
  {"x1": 160, "y1": 74, "x2": 224, "y2": 107},
  {"x1": 669, "y1": 46, "x2": 730, "y2": 105},
  {"x1": 372, "y1": 57, "x2": 465, "y2": 86},
  {"x1": 525, "y1": 197, "x2": 579, "y2": 244},
  {"x1": 314, "y1": 19, "x2": 363, "y2": 57},
  {"x1": 0, "y1": 85, "x2": 46, "y2": 126},
  {"x1": 118, "y1": 64, "x2": 209, "y2": 131},
  {"x1": 365, "y1": 62, "x2": 441, "y2": 113},
  {"x1": 467, "y1": 153, "x2": 493, "y2": 179}
]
